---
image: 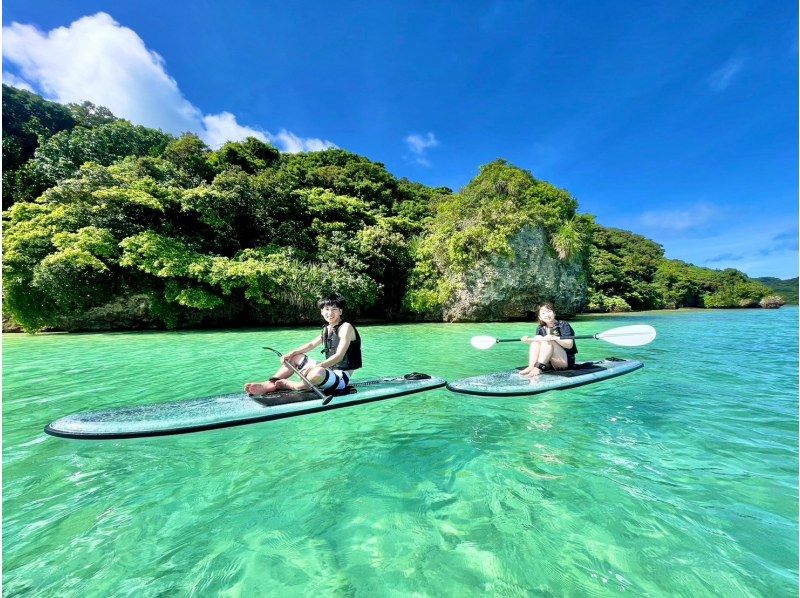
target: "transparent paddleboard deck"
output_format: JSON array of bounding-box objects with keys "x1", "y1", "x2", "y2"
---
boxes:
[
  {"x1": 446, "y1": 359, "x2": 643, "y2": 397},
  {"x1": 45, "y1": 374, "x2": 446, "y2": 440}
]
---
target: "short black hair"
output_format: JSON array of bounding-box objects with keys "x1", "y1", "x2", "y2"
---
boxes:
[{"x1": 318, "y1": 294, "x2": 345, "y2": 310}]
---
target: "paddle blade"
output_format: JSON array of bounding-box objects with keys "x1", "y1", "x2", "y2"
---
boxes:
[
  {"x1": 470, "y1": 336, "x2": 498, "y2": 350},
  {"x1": 596, "y1": 324, "x2": 656, "y2": 347}
]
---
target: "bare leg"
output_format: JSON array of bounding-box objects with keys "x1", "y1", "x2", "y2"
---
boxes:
[
  {"x1": 525, "y1": 342, "x2": 569, "y2": 378},
  {"x1": 526, "y1": 342, "x2": 554, "y2": 377},
  {"x1": 548, "y1": 344, "x2": 569, "y2": 370},
  {"x1": 272, "y1": 354, "x2": 306, "y2": 380},
  {"x1": 520, "y1": 342, "x2": 542, "y2": 375},
  {"x1": 245, "y1": 354, "x2": 306, "y2": 395},
  {"x1": 278, "y1": 367, "x2": 326, "y2": 391}
]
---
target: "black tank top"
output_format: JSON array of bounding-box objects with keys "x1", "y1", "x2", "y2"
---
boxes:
[{"x1": 321, "y1": 322, "x2": 362, "y2": 370}]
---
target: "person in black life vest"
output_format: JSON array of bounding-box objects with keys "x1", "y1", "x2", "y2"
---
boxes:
[
  {"x1": 519, "y1": 303, "x2": 577, "y2": 378},
  {"x1": 244, "y1": 295, "x2": 362, "y2": 396}
]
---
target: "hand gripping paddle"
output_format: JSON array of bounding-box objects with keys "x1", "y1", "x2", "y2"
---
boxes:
[
  {"x1": 263, "y1": 347, "x2": 334, "y2": 405},
  {"x1": 470, "y1": 324, "x2": 657, "y2": 350}
]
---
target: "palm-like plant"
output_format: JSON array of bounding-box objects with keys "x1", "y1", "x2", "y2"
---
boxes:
[{"x1": 550, "y1": 218, "x2": 588, "y2": 260}]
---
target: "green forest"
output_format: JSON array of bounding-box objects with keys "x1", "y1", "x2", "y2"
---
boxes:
[
  {"x1": 756, "y1": 277, "x2": 798, "y2": 305},
  {"x1": 2, "y1": 85, "x2": 786, "y2": 332}
]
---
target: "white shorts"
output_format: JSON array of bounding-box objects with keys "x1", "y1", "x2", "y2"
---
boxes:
[{"x1": 297, "y1": 356, "x2": 351, "y2": 391}]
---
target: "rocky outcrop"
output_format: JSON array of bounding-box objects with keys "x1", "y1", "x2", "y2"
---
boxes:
[
  {"x1": 440, "y1": 225, "x2": 586, "y2": 322},
  {"x1": 759, "y1": 295, "x2": 786, "y2": 309},
  {"x1": 2, "y1": 317, "x2": 23, "y2": 333},
  {"x1": 59, "y1": 294, "x2": 159, "y2": 331}
]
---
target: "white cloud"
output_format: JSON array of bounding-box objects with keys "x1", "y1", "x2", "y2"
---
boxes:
[
  {"x1": 273, "y1": 129, "x2": 337, "y2": 153},
  {"x1": 637, "y1": 204, "x2": 717, "y2": 231},
  {"x1": 202, "y1": 112, "x2": 268, "y2": 149},
  {"x1": 2, "y1": 12, "x2": 335, "y2": 152},
  {"x1": 3, "y1": 14, "x2": 201, "y2": 133},
  {"x1": 2, "y1": 70, "x2": 34, "y2": 91},
  {"x1": 404, "y1": 132, "x2": 439, "y2": 166},
  {"x1": 708, "y1": 56, "x2": 746, "y2": 92},
  {"x1": 406, "y1": 132, "x2": 438, "y2": 154}
]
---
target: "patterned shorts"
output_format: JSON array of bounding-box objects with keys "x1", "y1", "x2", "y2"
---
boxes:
[{"x1": 297, "y1": 355, "x2": 351, "y2": 391}]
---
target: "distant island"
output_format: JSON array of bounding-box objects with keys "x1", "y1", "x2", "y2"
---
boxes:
[{"x1": 2, "y1": 85, "x2": 790, "y2": 332}]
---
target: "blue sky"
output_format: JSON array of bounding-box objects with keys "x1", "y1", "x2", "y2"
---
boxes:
[{"x1": 3, "y1": 1, "x2": 798, "y2": 278}]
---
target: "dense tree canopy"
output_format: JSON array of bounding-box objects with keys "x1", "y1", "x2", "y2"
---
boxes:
[
  {"x1": 587, "y1": 227, "x2": 665, "y2": 312},
  {"x1": 1, "y1": 87, "x2": 778, "y2": 332},
  {"x1": 586, "y1": 225, "x2": 772, "y2": 311},
  {"x1": 2, "y1": 85, "x2": 76, "y2": 171},
  {"x1": 756, "y1": 277, "x2": 798, "y2": 304},
  {"x1": 404, "y1": 160, "x2": 593, "y2": 315},
  {"x1": 653, "y1": 260, "x2": 771, "y2": 309},
  {"x1": 2, "y1": 113, "x2": 438, "y2": 330},
  {"x1": 3, "y1": 85, "x2": 77, "y2": 206}
]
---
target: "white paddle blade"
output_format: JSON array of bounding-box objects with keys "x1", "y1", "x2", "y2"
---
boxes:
[
  {"x1": 596, "y1": 324, "x2": 656, "y2": 347},
  {"x1": 470, "y1": 336, "x2": 498, "y2": 350}
]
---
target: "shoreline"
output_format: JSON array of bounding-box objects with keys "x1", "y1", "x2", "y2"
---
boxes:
[{"x1": 3, "y1": 305, "x2": 795, "y2": 336}]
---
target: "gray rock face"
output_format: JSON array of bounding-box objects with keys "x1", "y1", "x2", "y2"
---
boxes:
[
  {"x1": 61, "y1": 294, "x2": 158, "y2": 331},
  {"x1": 441, "y1": 225, "x2": 586, "y2": 322},
  {"x1": 759, "y1": 295, "x2": 786, "y2": 309},
  {"x1": 2, "y1": 318, "x2": 23, "y2": 333}
]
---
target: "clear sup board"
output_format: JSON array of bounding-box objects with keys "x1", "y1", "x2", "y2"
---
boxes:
[
  {"x1": 446, "y1": 358, "x2": 643, "y2": 397},
  {"x1": 46, "y1": 373, "x2": 446, "y2": 440}
]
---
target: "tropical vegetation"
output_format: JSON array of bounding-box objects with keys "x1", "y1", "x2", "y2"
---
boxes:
[
  {"x1": 1, "y1": 85, "x2": 778, "y2": 332},
  {"x1": 756, "y1": 277, "x2": 798, "y2": 305}
]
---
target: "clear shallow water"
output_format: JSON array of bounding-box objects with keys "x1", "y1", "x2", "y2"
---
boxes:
[{"x1": 4, "y1": 308, "x2": 798, "y2": 596}]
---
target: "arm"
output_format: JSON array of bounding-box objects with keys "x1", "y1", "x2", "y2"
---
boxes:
[
  {"x1": 556, "y1": 323, "x2": 574, "y2": 349},
  {"x1": 317, "y1": 323, "x2": 353, "y2": 368},
  {"x1": 282, "y1": 335, "x2": 323, "y2": 362},
  {"x1": 522, "y1": 326, "x2": 545, "y2": 344},
  {"x1": 526, "y1": 324, "x2": 573, "y2": 348}
]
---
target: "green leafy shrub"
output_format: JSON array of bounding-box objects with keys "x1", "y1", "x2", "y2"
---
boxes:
[
  {"x1": 404, "y1": 160, "x2": 592, "y2": 316},
  {"x1": 587, "y1": 226, "x2": 664, "y2": 311}
]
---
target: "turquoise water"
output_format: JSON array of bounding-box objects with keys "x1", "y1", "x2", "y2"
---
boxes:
[{"x1": 4, "y1": 308, "x2": 798, "y2": 595}]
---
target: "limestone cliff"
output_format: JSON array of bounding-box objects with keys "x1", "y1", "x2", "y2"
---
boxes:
[
  {"x1": 403, "y1": 160, "x2": 592, "y2": 322},
  {"x1": 441, "y1": 225, "x2": 586, "y2": 321}
]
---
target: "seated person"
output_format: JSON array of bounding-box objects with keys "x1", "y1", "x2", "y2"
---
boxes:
[{"x1": 244, "y1": 295, "x2": 361, "y2": 395}]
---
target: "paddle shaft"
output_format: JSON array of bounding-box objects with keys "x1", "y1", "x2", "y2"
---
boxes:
[
  {"x1": 263, "y1": 347, "x2": 333, "y2": 405},
  {"x1": 494, "y1": 334, "x2": 597, "y2": 343}
]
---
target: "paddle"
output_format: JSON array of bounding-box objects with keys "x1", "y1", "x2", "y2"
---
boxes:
[
  {"x1": 470, "y1": 324, "x2": 657, "y2": 350},
  {"x1": 262, "y1": 347, "x2": 334, "y2": 405}
]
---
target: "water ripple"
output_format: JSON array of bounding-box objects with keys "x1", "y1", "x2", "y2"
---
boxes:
[{"x1": 3, "y1": 309, "x2": 798, "y2": 595}]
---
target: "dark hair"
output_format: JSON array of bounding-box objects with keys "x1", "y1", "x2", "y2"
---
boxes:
[
  {"x1": 537, "y1": 303, "x2": 556, "y2": 327},
  {"x1": 318, "y1": 294, "x2": 345, "y2": 310}
]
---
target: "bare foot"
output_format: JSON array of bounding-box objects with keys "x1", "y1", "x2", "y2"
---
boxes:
[
  {"x1": 524, "y1": 367, "x2": 542, "y2": 379},
  {"x1": 244, "y1": 381, "x2": 278, "y2": 396}
]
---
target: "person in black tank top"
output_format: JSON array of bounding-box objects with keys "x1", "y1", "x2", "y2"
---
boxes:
[
  {"x1": 244, "y1": 295, "x2": 362, "y2": 396},
  {"x1": 321, "y1": 322, "x2": 362, "y2": 370},
  {"x1": 519, "y1": 303, "x2": 577, "y2": 378}
]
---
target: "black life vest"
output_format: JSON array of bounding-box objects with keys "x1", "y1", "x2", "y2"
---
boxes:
[{"x1": 321, "y1": 321, "x2": 362, "y2": 370}]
